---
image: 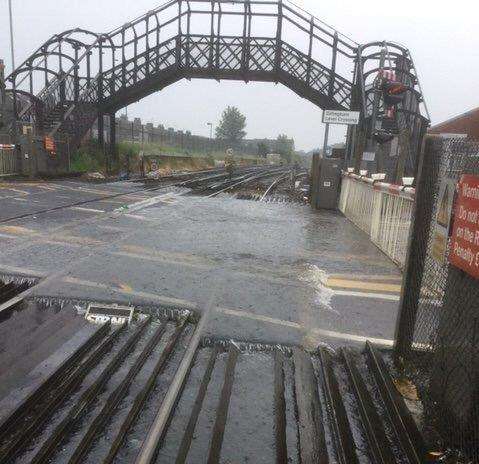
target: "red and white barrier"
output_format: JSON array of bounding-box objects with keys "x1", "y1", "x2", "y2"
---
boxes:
[{"x1": 339, "y1": 172, "x2": 414, "y2": 267}]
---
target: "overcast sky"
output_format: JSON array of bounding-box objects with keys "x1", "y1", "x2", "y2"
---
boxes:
[{"x1": 1, "y1": 0, "x2": 478, "y2": 150}]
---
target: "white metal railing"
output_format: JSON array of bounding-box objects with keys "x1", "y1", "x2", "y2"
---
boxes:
[{"x1": 339, "y1": 173, "x2": 415, "y2": 267}]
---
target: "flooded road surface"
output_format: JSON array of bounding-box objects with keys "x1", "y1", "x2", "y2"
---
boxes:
[
  {"x1": 0, "y1": 180, "x2": 424, "y2": 464},
  {"x1": 0, "y1": 179, "x2": 401, "y2": 348}
]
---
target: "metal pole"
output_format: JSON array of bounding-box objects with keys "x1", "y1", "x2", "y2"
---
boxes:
[
  {"x1": 207, "y1": 122, "x2": 212, "y2": 153},
  {"x1": 8, "y1": 0, "x2": 15, "y2": 71},
  {"x1": 322, "y1": 123, "x2": 330, "y2": 158}
]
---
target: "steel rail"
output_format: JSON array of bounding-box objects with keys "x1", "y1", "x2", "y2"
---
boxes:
[
  {"x1": 0, "y1": 322, "x2": 109, "y2": 445},
  {"x1": 103, "y1": 321, "x2": 187, "y2": 464},
  {"x1": 68, "y1": 322, "x2": 168, "y2": 464},
  {"x1": 273, "y1": 350, "x2": 288, "y2": 464},
  {"x1": 365, "y1": 341, "x2": 426, "y2": 463},
  {"x1": 30, "y1": 317, "x2": 151, "y2": 464},
  {"x1": 134, "y1": 293, "x2": 216, "y2": 464},
  {"x1": 206, "y1": 345, "x2": 240, "y2": 464},
  {"x1": 260, "y1": 172, "x2": 289, "y2": 201},
  {"x1": 342, "y1": 347, "x2": 396, "y2": 464},
  {"x1": 174, "y1": 347, "x2": 220, "y2": 464},
  {"x1": 0, "y1": 323, "x2": 125, "y2": 463},
  {"x1": 207, "y1": 167, "x2": 289, "y2": 197},
  {"x1": 318, "y1": 348, "x2": 359, "y2": 464}
]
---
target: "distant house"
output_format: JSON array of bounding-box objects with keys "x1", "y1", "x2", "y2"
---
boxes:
[{"x1": 428, "y1": 107, "x2": 479, "y2": 140}]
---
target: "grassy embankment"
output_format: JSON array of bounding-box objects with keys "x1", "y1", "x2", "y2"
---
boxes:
[{"x1": 70, "y1": 140, "x2": 263, "y2": 174}]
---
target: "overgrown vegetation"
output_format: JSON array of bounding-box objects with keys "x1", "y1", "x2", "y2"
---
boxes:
[
  {"x1": 70, "y1": 142, "x2": 105, "y2": 173},
  {"x1": 70, "y1": 139, "x2": 263, "y2": 174}
]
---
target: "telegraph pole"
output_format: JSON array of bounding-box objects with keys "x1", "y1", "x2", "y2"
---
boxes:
[{"x1": 0, "y1": 60, "x2": 6, "y2": 127}]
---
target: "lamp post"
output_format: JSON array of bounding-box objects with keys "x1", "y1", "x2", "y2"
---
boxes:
[
  {"x1": 207, "y1": 122, "x2": 213, "y2": 154},
  {"x1": 8, "y1": 0, "x2": 15, "y2": 71}
]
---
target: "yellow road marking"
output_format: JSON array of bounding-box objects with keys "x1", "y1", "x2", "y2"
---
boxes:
[
  {"x1": 0, "y1": 225, "x2": 103, "y2": 247},
  {"x1": 113, "y1": 279, "x2": 134, "y2": 292},
  {"x1": 0, "y1": 225, "x2": 39, "y2": 236},
  {"x1": 0, "y1": 186, "x2": 30, "y2": 195},
  {"x1": 326, "y1": 277, "x2": 401, "y2": 293},
  {"x1": 328, "y1": 273, "x2": 402, "y2": 282}
]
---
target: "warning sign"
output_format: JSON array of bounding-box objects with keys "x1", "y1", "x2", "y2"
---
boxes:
[
  {"x1": 431, "y1": 178, "x2": 455, "y2": 264},
  {"x1": 44, "y1": 136, "x2": 56, "y2": 156},
  {"x1": 449, "y1": 175, "x2": 479, "y2": 278}
]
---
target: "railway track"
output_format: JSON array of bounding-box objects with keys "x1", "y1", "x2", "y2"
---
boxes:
[
  {"x1": 0, "y1": 165, "x2": 295, "y2": 224},
  {"x1": 0, "y1": 293, "x2": 427, "y2": 464}
]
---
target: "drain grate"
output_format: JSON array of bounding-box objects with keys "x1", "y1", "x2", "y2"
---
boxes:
[{"x1": 85, "y1": 303, "x2": 134, "y2": 325}]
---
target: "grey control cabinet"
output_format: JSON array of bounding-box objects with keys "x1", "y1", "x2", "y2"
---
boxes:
[{"x1": 311, "y1": 157, "x2": 342, "y2": 210}]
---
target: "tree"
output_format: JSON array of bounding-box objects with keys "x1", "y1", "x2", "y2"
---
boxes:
[
  {"x1": 215, "y1": 106, "x2": 247, "y2": 145},
  {"x1": 275, "y1": 134, "x2": 295, "y2": 163},
  {"x1": 257, "y1": 142, "x2": 269, "y2": 158}
]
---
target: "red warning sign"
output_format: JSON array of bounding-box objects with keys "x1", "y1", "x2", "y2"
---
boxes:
[
  {"x1": 449, "y1": 174, "x2": 479, "y2": 278},
  {"x1": 44, "y1": 136, "x2": 56, "y2": 154}
]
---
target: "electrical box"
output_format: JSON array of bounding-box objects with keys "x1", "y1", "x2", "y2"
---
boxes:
[{"x1": 312, "y1": 157, "x2": 343, "y2": 210}]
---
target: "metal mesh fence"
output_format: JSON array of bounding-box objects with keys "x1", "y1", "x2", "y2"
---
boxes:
[{"x1": 395, "y1": 136, "x2": 479, "y2": 461}]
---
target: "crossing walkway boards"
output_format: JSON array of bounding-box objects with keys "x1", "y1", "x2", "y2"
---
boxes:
[{"x1": 0, "y1": 303, "x2": 427, "y2": 464}]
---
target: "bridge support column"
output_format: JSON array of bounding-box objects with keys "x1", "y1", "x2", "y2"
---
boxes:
[
  {"x1": 98, "y1": 113, "x2": 105, "y2": 147},
  {"x1": 109, "y1": 113, "x2": 117, "y2": 173},
  {"x1": 97, "y1": 113, "x2": 107, "y2": 172}
]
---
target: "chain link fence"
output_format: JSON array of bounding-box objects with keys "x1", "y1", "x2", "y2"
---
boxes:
[{"x1": 395, "y1": 136, "x2": 479, "y2": 461}]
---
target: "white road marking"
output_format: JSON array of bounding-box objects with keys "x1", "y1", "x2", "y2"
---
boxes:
[
  {"x1": 217, "y1": 307, "x2": 394, "y2": 346},
  {"x1": 333, "y1": 289, "x2": 400, "y2": 301},
  {"x1": 61, "y1": 277, "x2": 197, "y2": 309},
  {"x1": 52, "y1": 277, "x2": 394, "y2": 347},
  {"x1": 71, "y1": 206, "x2": 106, "y2": 214},
  {"x1": 0, "y1": 264, "x2": 47, "y2": 277},
  {"x1": 114, "y1": 193, "x2": 180, "y2": 214},
  {"x1": 0, "y1": 233, "x2": 20, "y2": 240}
]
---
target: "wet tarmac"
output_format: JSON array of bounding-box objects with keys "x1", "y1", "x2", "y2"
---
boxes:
[{"x1": 0, "y1": 178, "x2": 401, "y2": 348}]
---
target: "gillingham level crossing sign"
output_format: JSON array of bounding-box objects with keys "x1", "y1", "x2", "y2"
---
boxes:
[{"x1": 322, "y1": 110, "x2": 360, "y2": 125}]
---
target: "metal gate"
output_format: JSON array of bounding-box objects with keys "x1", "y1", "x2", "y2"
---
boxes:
[{"x1": 0, "y1": 136, "x2": 17, "y2": 176}]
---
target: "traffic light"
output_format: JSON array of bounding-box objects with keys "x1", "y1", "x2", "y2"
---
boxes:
[{"x1": 382, "y1": 81, "x2": 408, "y2": 107}]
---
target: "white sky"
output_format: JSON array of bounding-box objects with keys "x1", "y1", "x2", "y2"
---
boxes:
[{"x1": 1, "y1": 0, "x2": 478, "y2": 150}]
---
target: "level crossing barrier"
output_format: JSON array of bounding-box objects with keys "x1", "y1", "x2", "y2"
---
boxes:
[{"x1": 339, "y1": 172, "x2": 415, "y2": 267}]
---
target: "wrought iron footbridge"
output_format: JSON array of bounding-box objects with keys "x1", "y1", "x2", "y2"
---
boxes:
[{"x1": 2, "y1": 0, "x2": 429, "y2": 176}]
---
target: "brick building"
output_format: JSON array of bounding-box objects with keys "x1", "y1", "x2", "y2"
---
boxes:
[{"x1": 429, "y1": 106, "x2": 479, "y2": 140}]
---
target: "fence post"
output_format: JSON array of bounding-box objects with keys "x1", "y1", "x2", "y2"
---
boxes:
[
  {"x1": 370, "y1": 189, "x2": 382, "y2": 243},
  {"x1": 394, "y1": 135, "x2": 442, "y2": 362}
]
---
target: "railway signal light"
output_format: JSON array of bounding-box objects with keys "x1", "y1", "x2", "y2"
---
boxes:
[
  {"x1": 373, "y1": 130, "x2": 395, "y2": 145},
  {"x1": 382, "y1": 81, "x2": 408, "y2": 107}
]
